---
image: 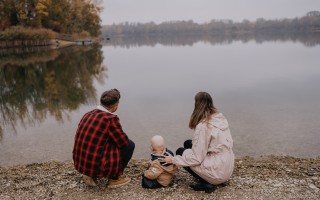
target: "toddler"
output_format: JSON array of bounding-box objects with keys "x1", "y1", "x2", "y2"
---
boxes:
[{"x1": 142, "y1": 135, "x2": 178, "y2": 188}]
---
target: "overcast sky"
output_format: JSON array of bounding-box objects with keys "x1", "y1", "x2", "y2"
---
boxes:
[{"x1": 101, "y1": 0, "x2": 320, "y2": 25}]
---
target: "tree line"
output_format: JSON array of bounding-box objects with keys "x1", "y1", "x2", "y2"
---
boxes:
[
  {"x1": 0, "y1": 0, "x2": 102, "y2": 37},
  {"x1": 102, "y1": 11, "x2": 320, "y2": 37}
]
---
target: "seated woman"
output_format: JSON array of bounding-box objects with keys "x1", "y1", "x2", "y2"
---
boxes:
[{"x1": 160, "y1": 92, "x2": 234, "y2": 193}]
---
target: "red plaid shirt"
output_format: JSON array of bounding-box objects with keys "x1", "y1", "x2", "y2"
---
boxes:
[{"x1": 73, "y1": 108, "x2": 129, "y2": 178}]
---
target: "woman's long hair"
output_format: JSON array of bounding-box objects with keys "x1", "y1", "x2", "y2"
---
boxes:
[{"x1": 189, "y1": 92, "x2": 218, "y2": 129}]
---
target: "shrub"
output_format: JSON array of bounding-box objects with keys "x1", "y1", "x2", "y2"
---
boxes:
[{"x1": 0, "y1": 27, "x2": 57, "y2": 41}]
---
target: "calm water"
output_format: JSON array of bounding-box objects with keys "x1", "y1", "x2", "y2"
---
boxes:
[{"x1": 1, "y1": 38, "x2": 320, "y2": 166}]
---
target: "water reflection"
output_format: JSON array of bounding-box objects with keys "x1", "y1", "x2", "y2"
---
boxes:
[
  {"x1": 103, "y1": 32, "x2": 320, "y2": 48},
  {"x1": 0, "y1": 45, "x2": 106, "y2": 139},
  {"x1": 0, "y1": 126, "x2": 2, "y2": 142}
]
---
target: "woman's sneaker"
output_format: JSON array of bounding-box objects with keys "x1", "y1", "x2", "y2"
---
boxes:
[
  {"x1": 190, "y1": 182, "x2": 216, "y2": 193},
  {"x1": 108, "y1": 176, "x2": 131, "y2": 188},
  {"x1": 83, "y1": 175, "x2": 98, "y2": 187}
]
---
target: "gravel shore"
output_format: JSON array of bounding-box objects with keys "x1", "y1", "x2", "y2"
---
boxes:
[{"x1": 0, "y1": 155, "x2": 319, "y2": 200}]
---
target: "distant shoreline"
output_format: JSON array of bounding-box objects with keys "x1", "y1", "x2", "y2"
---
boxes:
[
  {"x1": 0, "y1": 27, "x2": 97, "y2": 48},
  {"x1": 0, "y1": 38, "x2": 96, "y2": 49},
  {"x1": 102, "y1": 11, "x2": 320, "y2": 37}
]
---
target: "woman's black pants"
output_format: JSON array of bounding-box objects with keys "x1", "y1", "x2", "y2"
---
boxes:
[{"x1": 176, "y1": 139, "x2": 209, "y2": 184}]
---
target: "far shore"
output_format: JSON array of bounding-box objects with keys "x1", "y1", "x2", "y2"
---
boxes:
[
  {"x1": 56, "y1": 39, "x2": 77, "y2": 46},
  {"x1": 0, "y1": 38, "x2": 96, "y2": 49},
  {"x1": 0, "y1": 155, "x2": 319, "y2": 199}
]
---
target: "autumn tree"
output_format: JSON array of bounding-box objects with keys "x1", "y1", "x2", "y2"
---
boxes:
[
  {"x1": 34, "y1": 0, "x2": 51, "y2": 28},
  {"x1": 0, "y1": 0, "x2": 102, "y2": 36}
]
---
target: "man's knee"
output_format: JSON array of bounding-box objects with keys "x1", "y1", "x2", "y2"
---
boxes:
[{"x1": 128, "y1": 140, "x2": 135, "y2": 151}]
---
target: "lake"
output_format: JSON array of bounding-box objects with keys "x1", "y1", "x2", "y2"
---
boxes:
[{"x1": 1, "y1": 35, "x2": 320, "y2": 166}]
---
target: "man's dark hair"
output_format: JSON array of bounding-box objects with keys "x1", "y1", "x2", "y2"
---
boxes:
[{"x1": 100, "y1": 89, "x2": 121, "y2": 108}]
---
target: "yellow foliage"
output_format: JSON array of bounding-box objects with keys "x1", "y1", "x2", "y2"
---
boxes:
[
  {"x1": 16, "y1": 3, "x2": 28, "y2": 20},
  {"x1": 36, "y1": 0, "x2": 51, "y2": 16}
]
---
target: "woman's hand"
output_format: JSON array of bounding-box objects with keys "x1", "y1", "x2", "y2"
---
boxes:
[{"x1": 158, "y1": 153, "x2": 174, "y2": 164}]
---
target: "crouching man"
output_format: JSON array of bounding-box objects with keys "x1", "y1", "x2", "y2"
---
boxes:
[{"x1": 73, "y1": 89, "x2": 135, "y2": 188}]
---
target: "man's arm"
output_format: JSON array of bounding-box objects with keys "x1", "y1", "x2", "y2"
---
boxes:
[{"x1": 109, "y1": 116, "x2": 129, "y2": 148}]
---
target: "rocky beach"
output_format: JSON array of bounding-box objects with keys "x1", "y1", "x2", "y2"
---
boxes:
[{"x1": 0, "y1": 155, "x2": 319, "y2": 199}]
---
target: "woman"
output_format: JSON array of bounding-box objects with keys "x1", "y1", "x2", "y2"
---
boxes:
[{"x1": 161, "y1": 92, "x2": 234, "y2": 193}]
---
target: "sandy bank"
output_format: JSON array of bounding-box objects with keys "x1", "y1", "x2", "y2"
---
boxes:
[{"x1": 0, "y1": 155, "x2": 319, "y2": 199}]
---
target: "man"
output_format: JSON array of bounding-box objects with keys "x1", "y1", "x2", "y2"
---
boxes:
[{"x1": 73, "y1": 89, "x2": 135, "y2": 188}]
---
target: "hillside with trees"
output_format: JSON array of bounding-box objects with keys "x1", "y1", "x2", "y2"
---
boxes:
[
  {"x1": 103, "y1": 11, "x2": 320, "y2": 37},
  {"x1": 0, "y1": 0, "x2": 102, "y2": 42},
  {"x1": 101, "y1": 11, "x2": 320, "y2": 47}
]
